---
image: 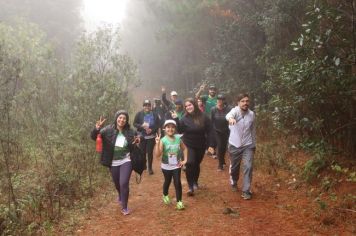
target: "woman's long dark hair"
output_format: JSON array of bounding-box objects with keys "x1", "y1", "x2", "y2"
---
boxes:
[
  {"x1": 114, "y1": 110, "x2": 131, "y2": 130},
  {"x1": 184, "y1": 98, "x2": 204, "y2": 127}
]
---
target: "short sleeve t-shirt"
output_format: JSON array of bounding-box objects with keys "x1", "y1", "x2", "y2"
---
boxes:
[
  {"x1": 160, "y1": 134, "x2": 181, "y2": 170},
  {"x1": 112, "y1": 132, "x2": 131, "y2": 166},
  {"x1": 201, "y1": 95, "x2": 217, "y2": 115}
]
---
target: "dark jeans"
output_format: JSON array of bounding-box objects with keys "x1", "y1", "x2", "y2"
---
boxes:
[
  {"x1": 140, "y1": 138, "x2": 155, "y2": 172},
  {"x1": 110, "y1": 161, "x2": 132, "y2": 210},
  {"x1": 185, "y1": 147, "x2": 205, "y2": 190},
  {"x1": 162, "y1": 168, "x2": 182, "y2": 202},
  {"x1": 215, "y1": 131, "x2": 229, "y2": 168}
]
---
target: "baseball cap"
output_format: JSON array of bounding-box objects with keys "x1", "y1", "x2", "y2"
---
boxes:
[
  {"x1": 174, "y1": 99, "x2": 183, "y2": 105},
  {"x1": 170, "y1": 91, "x2": 178, "y2": 96},
  {"x1": 163, "y1": 119, "x2": 177, "y2": 127},
  {"x1": 217, "y1": 94, "x2": 225, "y2": 100},
  {"x1": 209, "y1": 84, "x2": 217, "y2": 90},
  {"x1": 143, "y1": 99, "x2": 151, "y2": 106}
]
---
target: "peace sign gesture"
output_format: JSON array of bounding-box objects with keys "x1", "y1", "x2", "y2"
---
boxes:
[
  {"x1": 170, "y1": 110, "x2": 178, "y2": 119},
  {"x1": 155, "y1": 133, "x2": 161, "y2": 144},
  {"x1": 95, "y1": 116, "x2": 106, "y2": 129}
]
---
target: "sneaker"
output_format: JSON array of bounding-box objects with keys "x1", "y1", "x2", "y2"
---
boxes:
[
  {"x1": 241, "y1": 191, "x2": 252, "y2": 200},
  {"x1": 163, "y1": 195, "x2": 171, "y2": 205},
  {"x1": 231, "y1": 185, "x2": 238, "y2": 192},
  {"x1": 121, "y1": 208, "x2": 131, "y2": 215},
  {"x1": 193, "y1": 183, "x2": 199, "y2": 191},
  {"x1": 176, "y1": 201, "x2": 185, "y2": 210},
  {"x1": 217, "y1": 167, "x2": 224, "y2": 172},
  {"x1": 211, "y1": 154, "x2": 217, "y2": 159},
  {"x1": 187, "y1": 189, "x2": 194, "y2": 197}
]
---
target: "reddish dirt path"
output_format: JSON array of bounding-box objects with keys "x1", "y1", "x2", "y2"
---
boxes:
[{"x1": 74, "y1": 154, "x2": 350, "y2": 235}]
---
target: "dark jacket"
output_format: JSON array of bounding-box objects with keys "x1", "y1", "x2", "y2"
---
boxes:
[
  {"x1": 91, "y1": 112, "x2": 137, "y2": 167},
  {"x1": 133, "y1": 110, "x2": 160, "y2": 137},
  {"x1": 211, "y1": 105, "x2": 233, "y2": 134},
  {"x1": 175, "y1": 114, "x2": 215, "y2": 149}
]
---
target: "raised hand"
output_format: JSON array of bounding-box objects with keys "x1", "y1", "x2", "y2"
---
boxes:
[
  {"x1": 132, "y1": 135, "x2": 140, "y2": 145},
  {"x1": 170, "y1": 110, "x2": 178, "y2": 119},
  {"x1": 95, "y1": 116, "x2": 106, "y2": 129},
  {"x1": 208, "y1": 147, "x2": 215, "y2": 155},
  {"x1": 155, "y1": 133, "x2": 161, "y2": 144},
  {"x1": 161, "y1": 86, "x2": 166, "y2": 93}
]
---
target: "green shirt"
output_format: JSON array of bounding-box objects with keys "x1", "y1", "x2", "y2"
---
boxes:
[
  {"x1": 201, "y1": 95, "x2": 217, "y2": 115},
  {"x1": 161, "y1": 135, "x2": 181, "y2": 165},
  {"x1": 113, "y1": 133, "x2": 129, "y2": 160}
]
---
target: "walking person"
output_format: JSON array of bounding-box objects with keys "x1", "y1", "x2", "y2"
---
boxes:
[
  {"x1": 134, "y1": 99, "x2": 161, "y2": 175},
  {"x1": 161, "y1": 86, "x2": 178, "y2": 111},
  {"x1": 211, "y1": 94, "x2": 233, "y2": 171},
  {"x1": 226, "y1": 93, "x2": 256, "y2": 200},
  {"x1": 195, "y1": 83, "x2": 218, "y2": 116},
  {"x1": 172, "y1": 98, "x2": 214, "y2": 196},
  {"x1": 91, "y1": 110, "x2": 140, "y2": 215},
  {"x1": 154, "y1": 120, "x2": 188, "y2": 210}
]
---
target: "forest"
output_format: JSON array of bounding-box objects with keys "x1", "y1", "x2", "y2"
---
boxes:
[{"x1": 0, "y1": 0, "x2": 355, "y2": 235}]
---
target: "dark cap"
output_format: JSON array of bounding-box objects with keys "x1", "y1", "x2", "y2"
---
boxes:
[
  {"x1": 143, "y1": 99, "x2": 151, "y2": 106},
  {"x1": 217, "y1": 94, "x2": 225, "y2": 100},
  {"x1": 209, "y1": 84, "x2": 217, "y2": 90},
  {"x1": 174, "y1": 99, "x2": 183, "y2": 105}
]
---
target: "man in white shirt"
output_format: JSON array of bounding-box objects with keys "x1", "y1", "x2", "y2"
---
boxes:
[{"x1": 226, "y1": 93, "x2": 256, "y2": 200}]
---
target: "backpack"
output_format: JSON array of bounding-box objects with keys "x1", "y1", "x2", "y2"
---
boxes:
[{"x1": 130, "y1": 145, "x2": 145, "y2": 183}]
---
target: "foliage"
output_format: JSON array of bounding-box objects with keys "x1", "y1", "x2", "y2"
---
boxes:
[{"x1": 0, "y1": 21, "x2": 138, "y2": 234}]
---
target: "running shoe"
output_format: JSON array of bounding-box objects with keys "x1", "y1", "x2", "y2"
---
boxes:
[
  {"x1": 121, "y1": 208, "x2": 131, "y2": 215},
  {"x1": 176, "y1": 201, "x2": 185, "y2": 210},
  {"x1": 187, "y1": 189, "x2": 194, "y2": 197},
  {"x1": 241, "y1": 191, "x2": 252, "y2": 200},
  {"x1": 163, "y1": 195, "x2": 171, "y2": 205},
  {"x1": 193, "y1": 183, "x2": 199, "y2": 191},
  {"x1": 231, "y1": 185, "x2": 238, "y2": 192}
]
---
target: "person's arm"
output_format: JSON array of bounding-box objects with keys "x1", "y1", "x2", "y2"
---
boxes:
[
  {"x1": 179, "y1": 141, "x2": 188, "y2": 166},
  {"x1": 153, "y1": 133, "x2": 163, "y2": 159},
  {"x1": 161, "y1": 86, "x2": 170, "y2": 108},
  {"x1": 90, "y1": 116, "x2": 106, "y2": 140},
  {"x1": 251, "y1": 113, "x2": 256, "y2": 149},
  {"x1": 205, "y1": 115, "x2": 216, "y2": 152},
  {"x1": 195, "y1": 84, "x2": 205, "y2": 99},
  {"x1": 226, "y1": 107, "x2": 238, "y2": 125},
  {"x1": 133, "y1": 112, "x2": 145, "y2": 132}
]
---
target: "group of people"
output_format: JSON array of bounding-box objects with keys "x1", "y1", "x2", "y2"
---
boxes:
[{"x1": 91, "y1": 84, "x2": 256, "y2": 215}]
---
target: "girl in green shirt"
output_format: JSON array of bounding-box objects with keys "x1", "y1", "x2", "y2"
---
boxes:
[{"x1": 154, "y1": 120, "x2": 187, "y2": 210}]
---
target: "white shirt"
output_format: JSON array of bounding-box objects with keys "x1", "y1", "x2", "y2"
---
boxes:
[{"x1": 226, "y1": 106, "x2": 256, "y2": 148}]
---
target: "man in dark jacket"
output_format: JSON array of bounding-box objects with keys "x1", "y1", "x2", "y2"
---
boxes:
[{"x1": 133, "y1": 99, "x2": 161, "y2": 175}]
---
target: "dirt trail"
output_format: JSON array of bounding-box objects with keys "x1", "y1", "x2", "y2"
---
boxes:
[{"x1": 74, "y1": 154, "x2": 345, "y2": 235}]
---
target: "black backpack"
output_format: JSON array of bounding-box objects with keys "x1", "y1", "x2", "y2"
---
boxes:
[{"x1": 130, "y1": 145, "x2": 145, "y2": 183}]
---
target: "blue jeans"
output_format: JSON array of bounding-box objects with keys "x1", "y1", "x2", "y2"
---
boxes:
[{"x1": 228, "y1": 144, "x2": 254, "y2": 192}]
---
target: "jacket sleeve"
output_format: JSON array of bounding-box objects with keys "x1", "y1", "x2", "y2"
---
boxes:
[
  {"x1": 133, "y1": 112, "x2": 144, "y2": 132},
  {"x1": 205, "y1": 115, "x2": 216, "y2": 148},
  {"x1": 90, "y1": 127, "x2": 100, "y2": 141},
  {"x1": 161, "y1": 92, "x2": 170, "y2": 108},
  {"x1": 151, "y1": 112, "x2": 161, "y2": 133},
  {"x1": 225, "y1": 107, "x2": 237, "y2": 121},
  {"x1": 251, "y1": 112, "x2": 256, "y2": 148}
]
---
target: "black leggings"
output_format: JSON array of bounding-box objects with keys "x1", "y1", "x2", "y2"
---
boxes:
[
  {"x1": 140, "y1": 138, "x2": 155, "y2": 172},
  {"x1": 162, "y1": 168, "x2": 182, "y2": 202},
  {"x1": 185, "y1": 147, "x2": 205, "y2": 189},
  {"x1": 215, "y1": 131, "x2": 229, "y2": 168}
]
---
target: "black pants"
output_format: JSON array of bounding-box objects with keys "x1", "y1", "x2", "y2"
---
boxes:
[
  {"x1": 186, "y1": 146, "x2": 205, "y2": 189},
  {"x1": 215, "y1": 131, "x2": 229, "y2": 168},
  {"x1": 140, "y1": 138, "x2": 155, "y2": 172},
  {"x1": 162, "y1": 168, "x2": 182, "y2": 202}
]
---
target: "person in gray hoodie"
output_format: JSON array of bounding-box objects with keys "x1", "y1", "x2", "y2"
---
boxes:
[{"x1": 226, "y1": 93, "x2": 256, "y2": 200}]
